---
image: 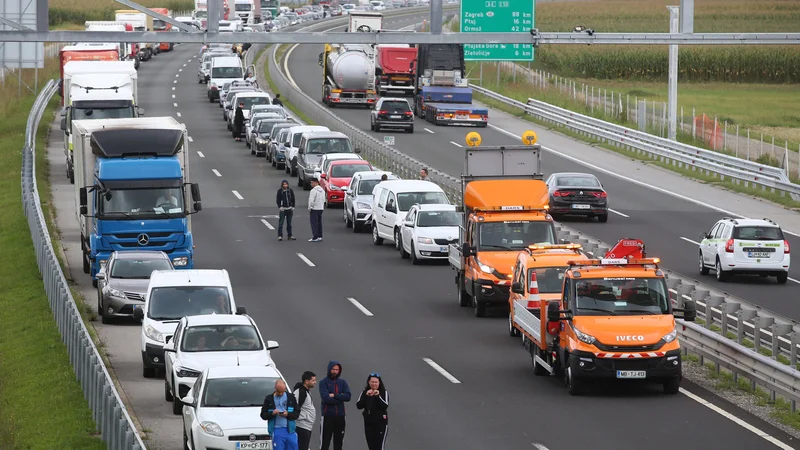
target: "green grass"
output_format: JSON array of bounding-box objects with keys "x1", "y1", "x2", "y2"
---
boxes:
[
  {"x1": 50, "y1": 0, "x2": 195, "y2": 26},
  {"x1": 259, "y1": 44, "x2": 316, "y2": 126},
  {"x1": 0, "y1": 61, "x2": 107, "y2": 449}
]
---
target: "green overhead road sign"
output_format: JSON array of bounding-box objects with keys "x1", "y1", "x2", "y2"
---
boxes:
[{"x1": 460, "y1": 0, "x2": 535, "y2": 61}]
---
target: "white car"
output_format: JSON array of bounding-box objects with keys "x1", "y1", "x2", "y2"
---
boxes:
[
  {"x1": 343, "y1": 171, "x2": 399, "y2": 232},
  {"x1": 181, "y1": 365, "x2": 289, "y2": 450},
  {"x1": 698, "y1": 217, "x2": 790, "y2": 284},
  {"x1": 163, "y1": 314, "x2": 279, "y2": 415},
  {"x1": 399, "y1": 204, "x2": 461, "y2": 263},
  {"x1": 371, "y1": 180, "x2": 451, "y2": 249}
]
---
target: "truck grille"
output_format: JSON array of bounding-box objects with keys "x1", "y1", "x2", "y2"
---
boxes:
[
  {"x1": 593, "y1": 341, "x2": 664, "y2": 352},
  {"x1": 110, "y1": 232, "x2": 173, "y2": 239}
]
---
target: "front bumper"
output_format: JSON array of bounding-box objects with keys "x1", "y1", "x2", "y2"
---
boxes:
[
  {"x1": 208, "y1": 89, "x2": 220, "y2": 100},
  {"x1": 193, "y1": 428, "x2": 271, "y2": 450},
  {"x1": 273, "y1": 151, "x2": 286, "y2": 163},
  {"x1": 415, "y1": 241, "x2": 452, "y2": 259},
  {"x1": 570, "y1": 348, "x2": 682, "y2": 380},
  {"x1": 326, "y1": 190, "x2": 345, "y2": 204},
  {"x1": 102, "y1": 292, "x2": 145, "y2": 317},
  {"x1": 474, "y1": 278, "x2": 510, "y2": 307},
  {"x1": 143, "y1": 344, "x2": 166, "y2": 369},
  {"x1": 354, "y1": 208, "x2": 372, "y2": 224}
]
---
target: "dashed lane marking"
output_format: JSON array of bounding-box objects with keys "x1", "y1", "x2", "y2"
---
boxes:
[
  {"x1": 232, "y1": 190, "x2": 244, "y2": 200},
  {"x1": 260, "y1": 219, "x2": 274, "y2": 230},
  {"x1": 347, "y1": 297, "x2": 373, "y2": 316},
  {"x1": 296, "y1": 253, "x2": 315, "y2": 267},
  {"x1": 424, "y1": 128, "x2": 434, "y2": 134},
  {"x1": 608, "y1": 208, "x2": 628, "y2": 218},
  {"x1": 422, "y1": 358, "x2": 461, "y2": 384},
  {"x1": 212, "y1": 169, "x2": 222, "y2": 177},
  {"x1": 450, "y1": 141, "x2": 463, "y2": 148},
  {"x1": 197, "y1": 151, "x2": 204, "y2": 157}
]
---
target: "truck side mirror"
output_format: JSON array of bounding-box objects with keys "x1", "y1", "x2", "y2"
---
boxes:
[
  {"x1": 60, "y1": 118, "x2": 67, "y2": 131},
  {"x1": 461, "y1": 242, "x2": 472, "y2": 257},
  {"x1": 318, "y1": 52, "x2": 324, "y2": 66},
  {"x1": 677, "y1": 300, "x2": 697, "y2": 322},
  {"x1": 511, "y1": 282, "x2": 524, "y2": 294},
  {"x1": 354, "y1": 147, "x2": 362, "y2": 154},
  {"x1": 193, "y1": 201, "x2": 203, "y2": 212},
  {"x1": 79, "y1": 187, "x2": 88, "y2": 208},
  {"x1": 547, "y1": 301, "x2": 561, "y2": 322},
  {"x1": 191, "y1": 183, "x2": 202, "y2": 201}
]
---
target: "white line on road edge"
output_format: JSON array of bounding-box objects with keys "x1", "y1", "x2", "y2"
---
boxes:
[
  {"x1": 424, "y1": 128, "x2": 435, "y2": 134},
  {"x1": 679, "y1": 236, "x2": 700, "y2": 245},
  {"x1": 609, "y1": 208, "x2": 629, "y2": 218},
  {"x1": 422, "y1": 358, "x2": 461, "y2": 383},
  {"x1": 187, "y1": 59, "x2": 192, "y2": 62},
  {"x1": 680, "y1": 388, "x2": 794, "y2": 450},
  {"x1": 188, "y1": 136, "x2": 193, "y2": 142},
  {"x1": 450, "y1": 141, "x2": 463, "y2": 148},
  {"x1": 347, "y1": 297, "x2": 373, "y2": 316},
  {"x1": 178, "y1": 68, "x2": 182, "y2": 72},
  {"x1": 212, "y1": 169, "x2": 222, "y2": 177},
  {"x1": 175, "y1": 73, "x2": 179, "y2": 77},
  {"x1": 232, "y1": 190, "x2": 244, "y2": 200},
  {"x1": 173, "y1": 102, "x2": 178, "y2": 107},
  {"x1": 197, "y1": 151, "x2": 205, "y2": 158},
  {"x1": 177, "y1": 112, "x2": 182, "y2": 117},
  {"x1": 789, "y1": 277, "x2": 800, "y2": 285},
  {"x1": 183, "y1": 63, "x2": 187, "y2": 67},
  {"x1": 296, "y1": 253, "x2": 315, "y2": 267},
  {"x1": 260, "y1": 219, "x2": 274, "y2": 230}
]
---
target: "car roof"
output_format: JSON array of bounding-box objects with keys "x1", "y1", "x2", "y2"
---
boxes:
[
  {"x1": 721, "y1": 217, "x2": 781, "y2": 227},
  {"x1": 207, "y1": 365, "x2": 282, "y2": 380},
  {"x1": 330, "y1": 158, "x2": 369, "y2": 165},
  {"x1": 375, "y1": 180, "x2": 445, "y2": 193},
  {"x1": 415, "y1": 203, "x2": 457, "y2": 211},
  {"x1": 112, "y1": 250, "x2": 169, "y2": 260},
  {"x1": 185, "y1": 314, "x2": 252, "y2": 327},
  {"x1": 148, "y1": 269, "x2": 230, "y2": 288},
  {"x1": 379, "y1": 97, "x2": 409, "y2": 102},
  {"x1": 302, "y1": 131, "x2": 348, "y2": 139},
  {"x1": 324, "y1": 153, "x2": 362, "y2": 160},
  {"x1": 551, "y1": 172, "x2": 598, "y2": 179},
  {"x1": 234, "y1": 91, "x2": 270, "y2": 98},
  {"x1": 288, "y1": 125, "x2": 328, "y2": 133},
  {"x1": 355, "y1": 171, "x2": 397, "y2": 180}
]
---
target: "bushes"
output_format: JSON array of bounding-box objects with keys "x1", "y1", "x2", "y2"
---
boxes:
[{"x1": 49, "y1": 0, "x2": 195, "y2": 26}]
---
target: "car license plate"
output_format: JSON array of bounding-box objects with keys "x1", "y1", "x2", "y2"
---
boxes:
[
  {"x1": 617, "y1": 370, "x2": 646, "y2": 379},
  {"x1": 440, "y1": 247, "x2": 447, "y2": 252},
  {"x1": 571, "y1": 204, "x2": 591, "y2": 209},
  {"x1": 456, "y1": 114, "x2": 468, "y2": 120},
  {"x1": 748, "y1": 252, "x2": 771, "y2": 258},
  {"x1": 236, "y1": 442, "x2": 271, "y2": 450},
  {"x1": 390, "y1": 115, "x2": 401, "y2": 119}
]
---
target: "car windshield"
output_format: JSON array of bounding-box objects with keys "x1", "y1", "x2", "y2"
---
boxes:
[
  {"x1": 98, "y1": 187, "x2": 185, "y2": 217},
  {"x1": 272, "y1": 127, "x2": 289, "y2": 140},
  {"x1": 331, "y1": 163, "x2": 370, "y2": 178},
  {"x1": 147, "y1": 286, "x2": 232, "y2": 320},
  {"x1": 211, "y1": 66, "x2": 243, "y2": 78},
  {"x1": 556, "y1": 176, "x2": 601, "y2": 187},
  {"x1": 358, "y1": 179, "x2": 382, "y2": 195},
  {"x1": 73, "y1": 105, "x2": 135, "y2": 120},
  {"x1": 733, "y1": 226, "x2": 783, "y2": 240},
  {"x1": 257, "y1": 121, "x2": 281, "y2": 133},
  {"x1": 417, "y1": 211, "x2": 460, "y2": 227},
  {"x1": 529, "y1": 267, "x2": 566, "y2": 293},
  {"x1": 110, "y1": 258, "x2": 172, "y2": 279},
  {"x1": 478, "y1": 221, "x2": 556, "y2": 251},
  {"x1": 182, "y1": 325, "x2": 263, "y2": 352},
  {"x1": 237, "y1": 97, "x2": 270, "y2": 109},
  {"x1": 202, "y1": 376, "x2": 280, "y2": 407},
  {"x1": 306, "y1": 138, "x2": 353, "y2": 154},
  {"x1": 396, "y1": 191, "x2": 448, "y2": 211},
  {"x1": 573, "y1": 277, "x2": 669, "y2": 316},
  {"x1": 380, "y1": 101, "x2": 410, "y2": 112}
]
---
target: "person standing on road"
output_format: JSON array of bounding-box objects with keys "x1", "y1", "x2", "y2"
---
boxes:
[
  {"x1": 234, "y1": 102, "x2": 245, "y2": 142},
  {"x1": 419, "y1": 168, "x2": 430, "y2": 181},
  {"x1": 319, "y1": 361, "x2": 351, "y2": 450},
  {"x1": 293, "y1": 371, "x2": 317, "y2": 450},
  {"x1": 308, "y1": 177, "x2": 325, "y2": 242},
  {"x1": 356, "y1": 373, "x2": 389, "y2": 450},
  {"x1": 276, "y1": 180, "x2": 296, "y2": 241},
  {"x1": 273, "y1": 93, "x2": 284, "y2": 106},
  {"x1": 260, "y1": 379, "x2": 300, "y2": 450}
]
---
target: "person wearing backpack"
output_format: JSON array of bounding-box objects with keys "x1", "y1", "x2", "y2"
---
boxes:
[{"x1": 293, "y1": 371, "x2": 317, "y2": 450}]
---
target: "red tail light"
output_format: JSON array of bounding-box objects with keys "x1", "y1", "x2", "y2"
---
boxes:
[
  {"x1": 553, "y1": 190, "x2": 570, "y2": 197},
  {"x1": 377, "y1": 110, "x2": 387, "y2": 115},
  {"x1": 725, "y1": 239, "x2": 734, "y2": 253},
  {"x1": 404, "y1": 111, "x2": 412, "y2": 116},
  {"x1": 592, "y1": 191, "x2": 608, "y2": 198},
  {"x1": 785, "y1": 240, "x2": 790, "y2": 254}
]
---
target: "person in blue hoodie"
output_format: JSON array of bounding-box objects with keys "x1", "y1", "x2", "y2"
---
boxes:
[
  {"x1": 260, "y1": 379, "x2": 300, "y2": 450},
  {"x1": 319, "y1": 360, "x2": 351, "y2": 450}
]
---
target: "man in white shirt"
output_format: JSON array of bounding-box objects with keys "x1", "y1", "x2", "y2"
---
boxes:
[
  {"x1": 308, "y1": 177, "x2": 325, "y2": 242},
  {"x1": 156, "y1": 193, "x2": 179, "y2": 208}
]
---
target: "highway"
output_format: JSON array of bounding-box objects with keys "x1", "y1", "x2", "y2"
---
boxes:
[
  {"x1": 285, "y1": 15, "x2": 800, "y2": 321},
  {"x1": 42, "y1": 14, "x2": 798, "y2": 450}
]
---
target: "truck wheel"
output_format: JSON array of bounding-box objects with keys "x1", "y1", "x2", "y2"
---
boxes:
[
  {"x1": 508, "y1": 312, "x2": 520, "y2": 337},
  {"x1": 663, "y1": 376, "x2": 681, "y2": 394},
  {"x1": 564, "y1": 358, "x2": 584, "y2": 395},
  {"x1": 82, "y1": 253, "x2": 90, "y2": 274},
  {"x1": 472, "y1": 295, "x2": 486, "y2": 317},
  {"x1": 457, "y1": 275, "x2": 470, "y2": 307}
]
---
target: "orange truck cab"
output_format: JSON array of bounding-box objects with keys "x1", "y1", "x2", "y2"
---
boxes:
[
  {"x1": 448, "y1": 136, "x2": 558, "y2": 317},
  {"x1": 510, "y1": 238, "x2": 698, "y2": 395},
  {"x1": 151, "y1": 8, "x2": 175, "y2": 52}
]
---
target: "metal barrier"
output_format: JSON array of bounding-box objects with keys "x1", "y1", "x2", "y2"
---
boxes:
[
  {"x1": 21, "y1": 80, "x2": 147, "y2": 450},
  {"x1": 265, "y1": 41, "x2": 800, "y2": 410}
]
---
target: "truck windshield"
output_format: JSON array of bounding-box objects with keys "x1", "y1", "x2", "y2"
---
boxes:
[
  {"x1": 147, "y1": 286, "x2": 232, "y2": 321},
  {"x1": 235, "y1": 4, "x2": 252, "y2": 11},
  {"x1": 306, "y1": 138, "x2": 352, "y2": 154},
  {"x1": 153, "y1": 19, "x2": 167, "y2": 30},
  {"x1": 478, "y1": 221, "x2": 555, "y2": 251},
  {"x1": 73, "y1": 105, "x2": 135, "y2": 120},
  {"x1": 417, "y1": 211, "x2": 460, "y2": 227},
  {"x1": 397, "y1": 192, "x2": 448, "y2": 211},
  {"x1": 529, "y1": 267, "x2": 566, "y2": 293},
  {"x1": 573, "y1": 277, "x2": 669, "y2": 316},
  {"x1": 98, "y1": 187, "x2": 185, "y2": 217},
  {"x1": 426, "y1": 44, "x2": 462, "y2": 70},
  {"x1": 212, "y1": 66, "x2": 243, "y2": 78}
]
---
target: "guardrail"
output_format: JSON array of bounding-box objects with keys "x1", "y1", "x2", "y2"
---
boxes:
[
  {"x1": 265, "y1": 40, "x2": 800, "y2": 410},
  {"x1": 21, "y1": 80, "x2": 147, "y2": 449}
]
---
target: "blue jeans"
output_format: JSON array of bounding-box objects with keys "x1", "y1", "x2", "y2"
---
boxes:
[
  {"x1": 278, "y1": 209, "x2": 294, "y2": 237},
  {"x1": 272, "y1": 427, "x2": 298, "y2": 450}
]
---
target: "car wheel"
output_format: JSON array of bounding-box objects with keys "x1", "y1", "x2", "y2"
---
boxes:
[
  {"x1": 394, "y1": 228, "x2": 402, "y2": 251},
  {"x1": 142, "y1": 364, "x2": 156, "y2": 378},
  {"x1": 407, "y1": 126, "x2": 414, "y2": 133},
  {"x1": 777, "y1": 271, "x2": 789, "y2": 284},
  {"x1": 344, "y1": 208, "x2": 353, "y2": 228},
  {"x1": 715, "y1": 258, "x2": 728, "y2": 282},
  {"x1": 172, "y1": 385, "x2": 183, "y2": 415},
  {"x1": 472, "y1": 294, "x2": 486, "y2": 317},
  {"x1": 699, "y1": 251, "x2": 709, "y2": 275},
  {"x1": 183, "y1": 429, "x2": 191, "y2": 450},
  {"x1": 375, "y1": 124, "x2": 380, "y2": 132},
  {"x1": 663, "y1": 376, "x2": 681, "y2": 395},
  {"x1": 401, "y1": 239, "x2": 409, "y2": 259},
  {"x1": 457, "y1": 274, "x2": 470, "y2": 307},
  {"x1": 598, "y1": 213, "x2": 608, "y2": 223},
  {"x1": 509, "y1": 311, "x2": 520, "y2": 336},
  {"x1": 372, "y1": 223, "x2": 383, "y2": 245},
  {"x1": 410, "y1": 243, "x2": 420, "y2": 265},
  {"x1": 164, "y1": 379, "x2": 173, "y2": 402},
  {"x1": 100, "y1": 300, "x2": 112, "y2": 324}
]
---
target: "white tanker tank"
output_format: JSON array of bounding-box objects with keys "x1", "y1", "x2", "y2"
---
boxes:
[{"x1": 326, "y1": 45, "x2": 373, "y2": 91}]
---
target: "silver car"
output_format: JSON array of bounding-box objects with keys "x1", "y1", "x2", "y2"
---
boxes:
[
  {"x1": 344, "y1": 171, "x2": 399, "y2": 232},
  {"x1": 96, "y1": 251, "x2": 174, "y2": 324}
]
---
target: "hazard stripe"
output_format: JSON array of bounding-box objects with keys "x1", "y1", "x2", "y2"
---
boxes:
[{"x1": 594, "y1": 352, "x2": 666, "y2": 359}]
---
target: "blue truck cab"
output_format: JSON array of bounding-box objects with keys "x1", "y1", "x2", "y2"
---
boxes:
[{"x1": 72, "y1": 117, "x2": 202, "y2": 287}]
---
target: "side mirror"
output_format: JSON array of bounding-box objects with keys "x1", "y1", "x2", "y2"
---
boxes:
[
  {"x1": 404, "y1": 220, "x2": 414, "y2": 227},
  {"x1": 559, "y1": 238, "x2": 569, "y2": 245},
  {"x1": 163, "y1": 341, "x2": 176, "y2": 352},
  {"x1": 511, "y1": 282, "x2": 524, "y2": 294},
  {"x1": 267, "y1": 340, "x2": 279, "y2": 350},
  {"x1": 191, "y1": 183, "x2": 202, "y2": 201},
  {"x1": 318, "y1": 52, "x2": 324, "y2": 66},
  {"x1": 133, "y1": 307, "x2": 144, "y2": 320},
  {"x1": 137, "y1": 107, "x2": 145, "y2": 116},
  {"x1": 60, "y1": 118, "x2": 67, "y2": 131},
  {"x1": 319, "y1": 173, "x2": 327, "y2": 179},
  {"x1": 354, "y1": 147, "x2": 362, "y2": 154},
  {"x1": 699, "y1": 232, "x2": 710, "y2": 240},
  {"x1": 461, "y1": 242, "x2": 472, "y2": 257},
  {"x1": 79, "y1": 187, "x2": 88, "y2": 215},
  {"x1": 236, "y1": 306, "x2": 247, "y2": 315},
  {"x1": 546, "y1": 301, "x2": 561, "y2": 322},
  {"x1": 181, "y1": 394, "x2": 195, "y2": 407},
  {"x1": 96, "y1": 272, "x2": 106, "y2": 280},
  {"x1": 676, "y1": 300, "x2": 697, "y2": 322},
  {"x1": 193, "y1": 201, "x2": 203, "y2": 212}
]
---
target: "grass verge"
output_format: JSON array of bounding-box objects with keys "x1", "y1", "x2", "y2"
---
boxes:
[
  {"x1": 50, "y1": 0, "x2": 194, "y2": 26},
  {"x1": 0, "y1": 60, "x2": 107, "y2": 449},
  {"x1": 258, "y1": 44, "x2": 316, "y2": 125}
]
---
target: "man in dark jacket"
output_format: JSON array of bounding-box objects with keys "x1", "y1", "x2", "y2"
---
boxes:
[
  {"x1": 319, "y1": 361, "x2": 351, "y2": 450},
  {"x1": 293, "y1": 371, "x2": 317, "y2": 450},
  {"x1": 233, "y1": 102, "x2": 245, "y2": 141},
  {"x1": 276, "y1": 180, "x2": 296, "y2": 241},
  {"x1": 260, "y1": 379, "x2": 300, "y2": 450},
  {"x1": 273, "y1": 94, "x2": 284, "y2": 106}
]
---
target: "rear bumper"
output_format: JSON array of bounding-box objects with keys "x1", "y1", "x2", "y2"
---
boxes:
[
  {"x1": 375, "y1": 119, "x2": 413, "y2": 128},
  {"x1": 549, "y1": 204, "x2": 608, "y2": 216},
  {"x1": 570, "y1": 349, "x2": 682, "y2": 380}
]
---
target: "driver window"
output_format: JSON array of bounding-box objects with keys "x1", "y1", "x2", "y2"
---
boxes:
[
  {"x1": 406, "y1": 210, "x2": 416, "y2": 224},
  {"x1": 562, "y1": 279, "x2": 572, "y2": 309},
  {"x1": 298, "y1": 138, "x2": 306, "y2": 154},
  {"x1": 386, "y1": 193, "x2": 397, "y2": 212},
  {"x1": 708, "y1": 223, "x2": 720, "y2": 238},
  {"x1": 174, "y1": 322, "x2": 183, "y2": 349},
  {"x1": 349, "y1": 178, "x2": 357, "y2": 194}
]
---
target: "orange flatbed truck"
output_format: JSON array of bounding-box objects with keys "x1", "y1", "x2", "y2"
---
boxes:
[
  {"x1": 510, "y1": 238, "x2": 698, "y2": 395},
  {"x1": 448, "y1": 131, "x2": 559, "y2": 317}
]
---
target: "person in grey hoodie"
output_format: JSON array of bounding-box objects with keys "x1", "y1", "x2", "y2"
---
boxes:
[
  {"x1": 293, "y1": 371, "x2": 317, "y2": 450},
  {"x1": 308, "y1": 177, "x2": 326, "y2": 242}
]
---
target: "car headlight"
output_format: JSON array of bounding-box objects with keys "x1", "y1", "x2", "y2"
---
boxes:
[
  {"x1": 417, "y1": 237, "x2": 433, "y2": 244},
  {"x1": 330, "y1": 185, "x2": 341, "y2": 191},
  {"x1": 144, "y1": 324, "x2": 164, "y2": 343},
  {"x1": 99, "y1": 259, "x2": 108, "y2": 269},
  {"x1": 172, "y1": 256, "x2": 188, "y2": 267},
  {"x1": 256, "y1": 137, "x2": 266, "y2": 144},
  {"x1": 200, "y1": 421, "x2": 224, "y2": 437},
  {"x1": 662, "y1": 326, "x2": 677, "y2": 343},
  {"x1": 573, "y1": 325, "x2": 597, "y2": 345},
  {"x1": 105, "y1": 286, "x2": 125, "y2": 298},
  {"x1": 356, "y1": 202, "x2": 371, "y2": 210},
  {"x1": 177, "y1": 367, "x2": 201, "y2": 378}
]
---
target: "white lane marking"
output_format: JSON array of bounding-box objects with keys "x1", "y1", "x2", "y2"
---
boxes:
[
  {"x1": 532, "y1": 445, "x2": 550, "y2": 450},
  {"x1": 183, "y1": 63, "x2": 187, "y2": 67},
  {"x1": 450, "y1": 141, "x2": 463, "y2": 148},
  {"x1": 347, "y1": 297, "x2": 374, "y2": 316},
  {"x1": 172, "y1": 94, "x2": 176, "y2": 99},
  {"x1": 424, "y1": 128, "x2": 434, "y2": 134},
  {"x1": 187, "y1": 59, "x2": 192, "y2": 62},
  {"x1": 422, "y1": 358, "x2": 461, "y2": 384},
  {"x1": 680, "y1": 388, "x2": 794, "y2": 450},
  {"x1": 284, "y1": 44, "x2": 300, "y2": 89},
  {"x1": 296, "y1": 253, "x2": 315, "y2": 267},
  {"x1": 485, "y1": 124, "x2": 800, "y2": 238},
  {"x1": 260, "y1": 218, "x2": 274, "y2": 230},
  {"x1": 175, "y1": 73, "x2": 179, "y2": 77},
  {"x1": 172, "y1": 86, "x2": 175, "y2": 90},
  {"x1": 173, "y1": 80, "x2": 177, "y2": 84},
  {"x1": 232, "y1": 190, "x2": 244, "y2": 200},
  {"x1": 173, "y1": 102, "x2": 178, "y2": 107},
  {"x1": 680, "y1": 236, "x2": 700, "y2": 245},
  {"x1": 188, "y1": 136, "x2": 194, "y2": 142},
  {"x1": 197, "y1": 151, "x2": 205, "y2": 157},
  {"x1": 177, "y1": 112, "x2": 182, "y2": 117},
  {"x1": 788, "y1": 277, "x2": 800, "y2": 285},
  {"x1": 212, "y1": 169, "x2": 222, "y2": 177},
  {"x1": 608, "y1": 208, "x2": 628, "y2": 217},
  {"x1": 179, "y1": 68, "x2": 183, "y2": 72}
]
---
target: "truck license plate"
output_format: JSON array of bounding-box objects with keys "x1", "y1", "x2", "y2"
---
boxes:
[
  {"x1": 616, "y1": 370, "x2": 646, "y2": 379},
  {"x1": 456, "y1": 114, "x2": 468, "y2": 120},
  {"x1": 236, "y1": 442, "x2": 271, "y2": 450},
  {"x1": 748, "y1": 252, "x2": 770, "y2": 258},
  {"x1": 572, "y1": 204, "x2": 590, "y2": 209}
]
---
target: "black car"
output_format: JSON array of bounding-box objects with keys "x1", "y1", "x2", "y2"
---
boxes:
[
  {"x1": 545, "y1": 172, "x2": 608, "y2": 222},
  {"x1": 370, "y1": 98, "x2": 414, "y2": 133}
]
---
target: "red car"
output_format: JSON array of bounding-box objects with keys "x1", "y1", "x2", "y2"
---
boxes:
[{"x1": 319, "y1": 160, "x2": 374, "y2": 206}]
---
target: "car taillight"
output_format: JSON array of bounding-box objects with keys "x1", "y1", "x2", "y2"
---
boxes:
[
  {"x1": 553, "y1": 190, "x2": 570, "y2": 197},
  {"x1": 377, "y1": 110, "x2": 387, "y2": 115},
  {"x1": 404, "y1": 111, "x2": 412, "y2": 116},
  {"x1": 592, "y1": 191, "x2": 608, "y2": 198},
  {"x1": 725, "y1": 239, "x2": 734, "y2": 253},
  {"x1": 785, "y1": 240, "x2": 790, "y2": 254}
]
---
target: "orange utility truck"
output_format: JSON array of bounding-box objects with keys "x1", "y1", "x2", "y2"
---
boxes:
[
  {"x1": 150, "y1": 8, "x2": 175, "y2": 52},
  {"x1": 510, "y1": 238, "x2": 697, "y2": 395},
  {"x1": 448, "y1": 131, "x2": 558, "y2": 317}
]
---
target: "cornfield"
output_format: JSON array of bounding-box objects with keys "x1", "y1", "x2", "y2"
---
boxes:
[{"x1": 50, "y1": 0, "x2": 195, "y2": 26}]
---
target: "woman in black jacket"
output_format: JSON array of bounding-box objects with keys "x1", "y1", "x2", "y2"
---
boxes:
[
  {"x1": 356, "y1": 373, "x2": 388, "y2": 450},
  {"x1": 233, "y1": 102, "x2": 245, "y2": 142}
]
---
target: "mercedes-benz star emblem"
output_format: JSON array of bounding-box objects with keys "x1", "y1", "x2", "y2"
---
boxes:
[
  {"x1": 249, "y1": 434, "x2": 256, "y2": 442},
  {"x1": 137, "y1": 234, "x2": 149, "y2": 245}
]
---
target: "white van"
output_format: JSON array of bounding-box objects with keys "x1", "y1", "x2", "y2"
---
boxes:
[
  {"x1": 134, "y1": 269, "x2": 245, "y2": 378},
  {"x1": 283, "y1": 125, "x2": 330, "y2": 176},
  {"x1": 207, "y1": 56, "x2": 244, "y2": 102},
  {"x1": 370, "y1": 180, "x2": 450, "y2": 248}
]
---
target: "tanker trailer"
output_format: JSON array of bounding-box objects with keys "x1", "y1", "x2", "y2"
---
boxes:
[{"x1": 318, "y1": 43, "x2": 377, "y2": 108}]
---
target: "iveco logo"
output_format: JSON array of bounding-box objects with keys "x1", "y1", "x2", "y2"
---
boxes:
[
  {"x1": 616, "y1": 335, "x2": 645, "y2": 342},
  {"x1": 137, "y1": 234, "x2": 149, "y2": 245}
]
